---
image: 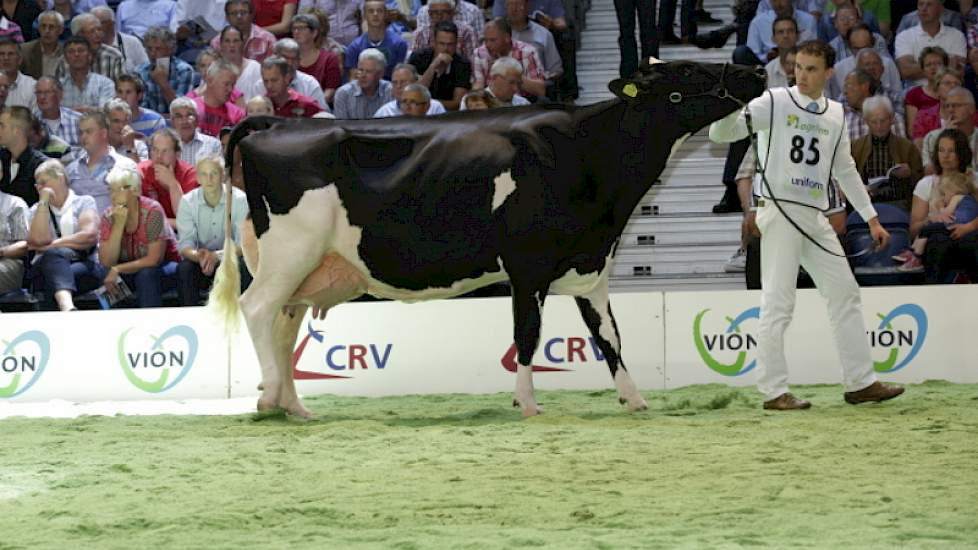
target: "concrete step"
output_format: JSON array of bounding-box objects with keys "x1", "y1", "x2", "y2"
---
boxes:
[
  {"x1": 610, "y1": 272, "x2": 745, "y2": 292},
  {"x1": 612, "y1": 243, "x2": 740, "y2": 277},
  {"x1": 621, "y1": 213, "x2": 742, "y2": 246},
  {"x1": 635, "y1": 186, "x2": 730, "y2": 215}
]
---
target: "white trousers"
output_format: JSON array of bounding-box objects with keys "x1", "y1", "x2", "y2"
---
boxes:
[{"x1": 755, "y1": 202, "x2": 878, "y2": 401}]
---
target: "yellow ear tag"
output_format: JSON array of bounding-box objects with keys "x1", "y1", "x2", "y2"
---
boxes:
[{"x1": 623, "y1": 83, "x2": 638, "y2": 98}]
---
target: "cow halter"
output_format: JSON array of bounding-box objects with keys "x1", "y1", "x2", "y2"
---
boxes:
[{"x1": 666, "y1": 62, "x2": 736, "y2": 105}]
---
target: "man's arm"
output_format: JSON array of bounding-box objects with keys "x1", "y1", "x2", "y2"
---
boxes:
[
  {"x1": 709, "y1": 92, "x2": 772, "y2": 144},
  {"x1": 832, "y1": 124, "x2": 877, "y2": 223}
]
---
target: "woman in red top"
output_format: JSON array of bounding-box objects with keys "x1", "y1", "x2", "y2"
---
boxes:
[
  {"x1": 291, "y1": 13, "x2": 342, "y2": 104},
  {"x1": 904, "y1": 47, "x2": 947, "y2": 136},
  {"x1": 255, "y1": 0, "x2": 298, "y2": 37},
  {"x1": 910, "y1": 69, "x2": 978, "y2": 148},
  {"x1": 98, "y1": 165, "x2": 180, "y2": 308}
]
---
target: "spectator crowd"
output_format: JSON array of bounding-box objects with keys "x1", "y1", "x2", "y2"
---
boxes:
[
  {"x1": 709, "y1": 0, "x2": 978, "y2": 284},
  {"x1": 0, "y1": 0, "x2": 580, "y2": 311}
]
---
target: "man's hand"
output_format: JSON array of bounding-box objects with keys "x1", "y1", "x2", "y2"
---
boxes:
[
  {"x1": 121, "y1": 125, "x2": 140, "y2": 149},
  {"x1": 534, "y1": 12, "x2": 553, "y2": 29},
  {"x1": 433, "y1": 52, "x2": 453, "y2": 72},
  {"x1": 890, "y1": 163, "x2": 911, "y2": 179},
  {"x1": 868, "y1": 218, "x2": 891, "y2": 251},
  {"x1": 110, "y1": 204, "x2": 129, "y2": 226},
  {"x1": 150, "y1": 61, "x2": 169, "y2": 85},
  {"x1": 743, "y1": 211, "x2": 760, "y2": 238},
  {"x1": 38, "y1": 187, "x2": 55, "y2": 205},
  {"x1": 154, "y1": 163, "x2": 180, "y2": 191},
  {"x1": 198, "y1": 248, "x2": 218, "y2": 276}
]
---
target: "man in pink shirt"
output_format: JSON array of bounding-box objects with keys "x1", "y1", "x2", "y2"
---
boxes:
[{"x1": 192, "y1": 59, "x2": 245, "y2": 137}]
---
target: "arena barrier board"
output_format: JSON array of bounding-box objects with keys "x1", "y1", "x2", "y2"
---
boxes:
[{"x1": 1, "y1": 286, "x2": 975, "y2": 403}]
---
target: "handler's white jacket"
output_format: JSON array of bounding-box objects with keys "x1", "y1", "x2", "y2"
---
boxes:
[{"x1": 709, "y1": 86, "x2": 878, "y2": 223}]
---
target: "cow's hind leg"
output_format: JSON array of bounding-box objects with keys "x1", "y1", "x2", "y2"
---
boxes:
[
  {"x1": 574, "y1": 278, "x2": 647, "y2": 412},
  {"x1": 511, "y1": 287, "x2": 548, "y2": 417},
  {"x1": 272, "y1": 305, "x2": 313, "y2": 418}
]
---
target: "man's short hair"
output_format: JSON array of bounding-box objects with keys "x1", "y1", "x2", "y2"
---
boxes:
[
  {"x1": 429, "y1": 0, "x2": 455, "y2": 7},
  {"x1": 358, "y1": 48, "x2": 387, "y2": 70},
  {"x1": 36, "y1": 76, "x2": 63, "y2": 92},
  {"x1": 69, "y1": 12, "x2": 98, "y2": 35},
  {"x1": 274, "y1": 37, "x2": 300, "y2": 56},
  {"x1": 170, "y1": 96, "x2": 198, "y2": 116},
  {"x1": 796, "y1": 39, "x2": 835, "y2": 69},
  {"x1": 79, "y1": 111, "x2": 109, "y2": 130},
  {"x1": 919, "y1": 45, "x2": 949, "y2": 68},
  {"x1": 225, "y1": 0, "x2": 254, "y2": 15},
  {"x1": 846, "y1": 22, "x2": 872, "y2": 44},
  {"x1": 115, "y1": 73, "x2": 145, "y2": 95},
  {"x1": 64, "y1": 35, "x2": 93, "y2": 53},
  {"x1": 38, "y1": 10, "x2": 65, "y2": 28},
  {"x1": 490, "y1": 56, "x2": 523, "y2": 77},
  {"x1": 261, "y1": 55, "x2": 291, "y2": 77},
  {"x1": 402, "y1": 83, "x2": 431, "y2": 101},
  {"x1": 2, "y1": 105, "x2": 33, "y2": 133},
  {"x1": 151, "y1": 127, "x2": 182, "y2": 153},
  {"x1": 434, "y1": 20, "x2": 459, "y2": 39},
  {"x1": 90, "y1": 5, "x2": 115, "y2": 21},
  {"x1": 104, "y1": 97, "x2": 133, "y2": 118},
  {"x1": 207, "y1": 58, "x2": 241, "y2": 80},
  {"x1": 0, "y1": 36, "x2": 19, "y2": 51},
  {"x1": 861, "y1": 95, "x2": 893, "y2": 117},
  {"x1": 143, "y1": 26, "x2": 177, "y2": 48},
  {"x1": 855, "y1": 47, "x2": 882, "y2": 66},
  {"x1": 772, "y1": 15, "x2": 798, "y2": 35},
  {"x1": 486, "y1": 17, "x2": 512, "y2": 36},
  {"x1": 392, "y1": 63, "x2": 419, "y2": 80},
  {"x1": 946, "y1": 86, "x2": 976, "y2": 105},
  {"x1": 847, "y1": 68, "x2": 878, "y2": 95}
]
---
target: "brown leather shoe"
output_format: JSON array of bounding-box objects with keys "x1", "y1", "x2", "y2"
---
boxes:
[
  {"x1": 763, "y1": 393, "x2": 812, "y2": 410},
  {"x1": 844, "y1": 381, "x2": 905, "y2": 404}
]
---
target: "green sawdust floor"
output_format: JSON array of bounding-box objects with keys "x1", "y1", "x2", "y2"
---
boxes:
[{"x1": 0, "y1": 381, "x2": 976, "y2": 549}]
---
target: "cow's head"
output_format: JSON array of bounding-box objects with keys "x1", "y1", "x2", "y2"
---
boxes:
[{"x1": 608, "y1": 58, "x2": 766, "y2": 135}]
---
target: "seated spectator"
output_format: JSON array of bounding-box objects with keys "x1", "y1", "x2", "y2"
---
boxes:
[
  {"x1": 19, "y1": 10, "x2": 64, "y2": 80},
  {"x1": 104, "y1": 98, "x2": 149, "y2": 163},
  {"x1": 472, "y1": 18, "x2": 545, "y2": 99},
  {"x1": 0, "y1": 37, "x2": 36, "y2": 109},
  {"x1": 210, "y1": 0, "x2": 277, "y2": 62},
  {"x1": 345, "y1": 0, "x2": 408, "y2": 81},
  {"x1": 830, "y1": 19, "x2": 888, "y2": 61},
  {"x1": 169, "y1": 97, "x2": 222, "y2": 167},
  {"x1": 418, "y1": 0, "x2": 484, "y2": 40},
  {"x1": 906, "y1": 129, "x2": 978, "y2": 279},
  {"x1": 260, "y1": 55, "x2": 323, "y2": 117},
  {"x1": 290, "y1": 14, "x2": 341, "y2": 104},
  {"x1": 92, "y1": 6, "x2": 149, "y2": 74},
  {"x1": 29, "y1": 115, "x2": 73, "y2": 161},
  {"x1": 55, "y1": 13, "x2": 124, "y2": 83},
  {"x1": 0, "y1": 0, "x2": 40, "y2": 42},
  {"x1": 0, "y1": 106, "x2": 49, "y2": 206},
  {"x1": 170, "y1": 0, "x2": 228, "y2": 64},
  {"x1": 0, "y1": 187, "x2": 28, "y2": 294},
  {"x1": 895, "y1": 0, "x2": 966, "y2": 86},
  {"x1": 409, "y1": 21, "x2": 471, "y2": 111},
  {"x1": 505, "y1": 0, "x2": 562, "y2": 97},
  {"x1": 853, "y1": 49, "x2": 905, "y2": 119},
  {"x1": 491, "y1": 0, "x2": 568, "y2": 32},
  {"x1": 735, "y1": 0, "x2": 816, "y2": 66},
  {"x1": 766, "y1": 46, "x2": 797, "y2": 88},
  {"x1": 217, "y1": 25, "x2": 264, "y2": 100},
  {"x1": 192, "y1": 59, "x2": 245, "y2": 137},
  {"x1": 333, "y1": 48, "x2": 393, "y2": 119},
  {"x1": 115, "y1": 74, "x2": 166, "y2": 140},
  {"x1": 175, "y1": 155, "x2": 250, "y2": 306},
  {"x1": 26, "y1": 159, "x2": 100, "y2": 311},
  {"x1": 246, "y1": 95, "x2": 275, "y2": 116},
  {"x1": 187, "y1": 47, "x2": 245, "y2": 109},
  {"x1": 459, "y1": 89, "x2": 499, "y2": 110},
  {"x1": 98, "y1": 164, "x2": 180, "y2": 308},
  {"x1": 246, "y1": 38, "x2": 329, "y2": 110},
  {"x1": 896, "y1": 3, "x2": 966, "y2": 35},
  {"x1": 59, "y1": 36, "x2": 115, "y2": 113},
  {"x1": 116, "y1": 0, "x2": 179, "y2": 40},
  {"x1": 374, "y1": 64, "x2": 446, "y2": 116},
  {"x1": 911, "y1": 68, "x2": 970, "y2": 147},
  {"x1": 899, "y1": 169, "x2": 977, "y2": 271},
  {"x1": 33, "y1": 76, "x2": 80, "y2": 147},
  {"x1": 476, "y1": 56, "x2": 531, "y2": 108},
  {"x1": 138, "y1": 128, "x2": 198, "y2": 226},
  {"x1": 136, "y1": 26, "x2": 195, "y2": 115},
  {"x1": 254, "y1": 0, "x2": 299, "y2": 38},
  {"x1": 827, "y1": 27, "x2": 901, "y2": 98},
  {"x1": 385, "y1": 0, "x2": 421, "y2": 38},
  {"x1": 905, "y1": 46, "x2": 948, "y2": 134},
  {"x1": 412, "y1": 0, "x2": 478, "y2": 63},
  {"x1": 922, "y1": 87, "x2": 978, "y2": 174},
  {"x1": 66, "y1": 111, "x2": 138, "y2": 213},
  {"x1": 297, "y1": 1, "x2": 362, "y2": 48},
  {"x1": 851, "y1": 96, "x2": 923, "y2": 212},
  {"x1": 841, "y1": 69, "x2": 905, "y2": 141},
  {"x1": 817, "y1": 0, "x2": 883, "y2": 42},
  {"x1": 763, "y1": 16, "x2": 798, "y2": 85}
]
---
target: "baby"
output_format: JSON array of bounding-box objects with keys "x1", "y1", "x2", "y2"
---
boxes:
[
  {"x1": 896, "y1": 172, "x2": 978, "y2": 270},
  {"x1": 246, "y1": 96, "x2": 275, "y2": 117}
]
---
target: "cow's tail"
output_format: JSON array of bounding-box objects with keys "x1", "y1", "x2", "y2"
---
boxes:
[{"x1": 208, "y1": 167, "x2": 243, "y2": 334}]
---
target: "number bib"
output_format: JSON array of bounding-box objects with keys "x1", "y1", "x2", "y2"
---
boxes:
[{"x1": 754, "y1": 88, "x2": 845, "y2": 211}]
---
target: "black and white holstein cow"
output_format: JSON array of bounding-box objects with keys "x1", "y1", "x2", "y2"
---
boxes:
[{"x1": 211, "y1": 58, "x2": 766, "y2": 418}]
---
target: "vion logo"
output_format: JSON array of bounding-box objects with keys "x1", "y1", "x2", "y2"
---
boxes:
[
  {"x1": 693, "y1": 308, "x2": 760, "y2": 376},
  {"x1": 870, "y1": 304, "x2": 927, "y2": 373},
  {"x1": 0, "y1": 331, "x2": 51, "y2": 398},
  {"x1": 118, "y1": 326, "x2": 198, "y2": 393},
  {"x1": 292, "y1": 323, "x2": 392, "y2": 380},
  {"x1": 501, "y1": 336, "x2": 606, "y2": 372}
]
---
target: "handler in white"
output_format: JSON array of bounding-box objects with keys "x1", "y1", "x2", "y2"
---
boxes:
[{"x1": 710, "y1": 40, "x2": 905, "y2": 410}]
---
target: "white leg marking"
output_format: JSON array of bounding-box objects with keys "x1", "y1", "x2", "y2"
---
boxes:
[{"x1": 514, "y1": 364, "x2": 541, "y2": 417}]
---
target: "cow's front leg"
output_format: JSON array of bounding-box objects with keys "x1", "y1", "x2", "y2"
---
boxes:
[
  {"x1": 273, "y1": 305, "x2": 314, "y2": 418},
  {"x1": 511, "y1": 289, "x2": 547, "y2": 417}
]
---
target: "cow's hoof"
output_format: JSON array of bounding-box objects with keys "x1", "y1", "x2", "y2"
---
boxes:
[
  {"x1": 257, "y1": 396, "x2": 278, "y2": 412},
  {"x1": 257, "y1": 382, "x2": 264, "y2": 391},
  {"x1": 281, "y1": 400, "x2": 315, "y2": 419},
  {"x1": 624, "y1": 397, "x2": 649, "y2": 412},
  {"x1": 513, "y1": 399, "x2": 542, "y2": 417}
]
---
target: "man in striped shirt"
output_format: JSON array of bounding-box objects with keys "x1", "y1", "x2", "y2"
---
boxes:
[
  {"x1": 471, "y1": 18, "x2": 545, "y2": 99},
  {"x1": 169, "y1": 97, "x2": 222, "y2": 167}
]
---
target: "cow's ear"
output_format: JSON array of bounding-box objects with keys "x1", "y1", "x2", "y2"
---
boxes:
[{"x1": 609, "y1": 78, "x2": 641, "y2": 101}]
